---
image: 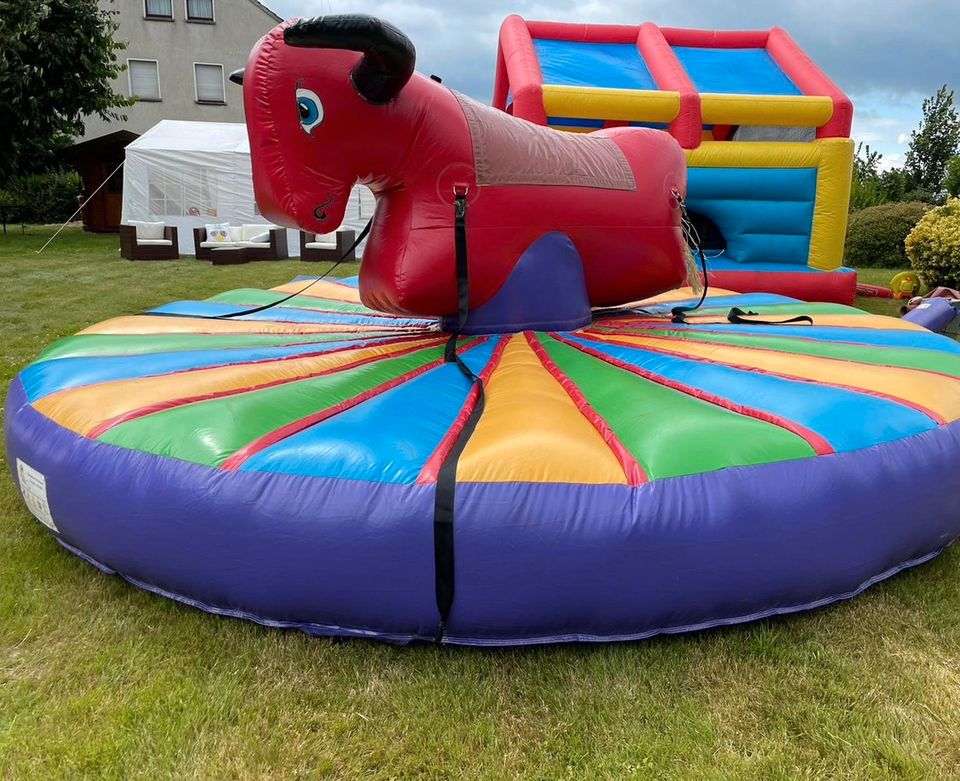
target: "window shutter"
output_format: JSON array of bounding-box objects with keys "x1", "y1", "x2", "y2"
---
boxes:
[
  {"x1": 195, "y1": 64, "x2": 224, "y2": 103},
  {"x1": 129, "y1": 61, "x2": 160, "y2": 101}
]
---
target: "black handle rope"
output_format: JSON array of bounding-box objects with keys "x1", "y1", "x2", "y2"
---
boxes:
[
  {"x1": 141, "y1": 219, "x2": 375, "y2": 321},
  {"x1": 204, "y1": 219, "x2": 374, "y2": 320},
  {"x1": 590, "y1": 190, "x2": 710, "y2": 323},
  {"x1": 669, "y1": 191, "x2": 813, "y2": 327},
  {"x1": 727, "y1": 307, "x2": 813, "y2": 326}
]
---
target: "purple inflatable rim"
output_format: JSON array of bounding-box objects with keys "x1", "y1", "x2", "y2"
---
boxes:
[
  {"x1": 52, "y1": 534, "x2": 950, "y2": 647},
  {"x1": 7, "y1": 375, "x2": 960, "y2": 646}
]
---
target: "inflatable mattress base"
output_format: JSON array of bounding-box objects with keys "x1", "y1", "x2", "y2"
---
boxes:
[{"x1": 7, "y1": 277, "x2": 960, "y2": 645}]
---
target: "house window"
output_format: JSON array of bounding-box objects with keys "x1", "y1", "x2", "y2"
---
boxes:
[
  {"x1": 186, "y1": 0, "x2": 214, "y2": 22},
  {"x1": 144, "y1": 0, "x2": 173, "y2": 19},
  {"x1": 194, "y1": 63, "x2": 225, "y2": 104},
  {"x1": 128, "y1": 60, "x2": 161, "y2": 101}
]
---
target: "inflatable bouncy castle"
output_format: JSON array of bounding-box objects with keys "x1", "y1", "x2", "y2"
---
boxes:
[
  {"x1": 495, "y1": 17, "x2": 857, "y2": 304},
  {"x1": 6, "y1": 15, "x2": 960, "y2": 646}
]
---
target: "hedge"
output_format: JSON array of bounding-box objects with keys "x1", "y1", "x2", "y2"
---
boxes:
[
  {"x1": 0, "y1": 171, "x2": 82, "y2": 228},
  {"x1": 844, "y1": 201, "x2": 931, "y2": 268}
]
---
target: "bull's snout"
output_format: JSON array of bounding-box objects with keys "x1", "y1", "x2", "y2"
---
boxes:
[{"x1": 313, "y1": 195, "x2": 334, "y2": 222}]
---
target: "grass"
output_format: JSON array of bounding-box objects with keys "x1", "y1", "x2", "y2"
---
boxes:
[
  {"x1": 851, "y1": 267, "x2": 913, "y2": 317},
  {"x1": 3, "y1": 226, "x2": 960, "y2": 780}
]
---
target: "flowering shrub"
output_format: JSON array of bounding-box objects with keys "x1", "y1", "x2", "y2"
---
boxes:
[{"x1": 905, "y1": 198, "x2": 960, "y2": 288}]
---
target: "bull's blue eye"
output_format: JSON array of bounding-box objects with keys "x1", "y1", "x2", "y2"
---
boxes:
[
  {"x1": 295, "y1": 87, "x2": 323, "y2": 134},
  {"x1": 298, "y1": 99, "x2": 317, "y2": 123}
]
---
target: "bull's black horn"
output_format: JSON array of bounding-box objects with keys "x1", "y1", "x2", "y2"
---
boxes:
[
  {"x1": 229, "y1": 69, "x2": 244, "y2": 85},
  {"x1": 284, "y1": 14, "x2": 416, "y2": 105}
]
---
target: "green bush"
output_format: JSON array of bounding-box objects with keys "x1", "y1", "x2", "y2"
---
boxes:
[
  {"x1": 0, "y1": 189, "x2": 22, "y2": 232},
  {"x1": 844, "y1": 201, "x2": 931, "y2": 268},
  {"x1": 905, "y1": 198, "x2": 960, "y2": 287},
  {"x1": 902, "y1": 189, "x2": 944, "y2": 205},
  {"x1": 0, "y1": 170, "x2": 82, "y2": 227},
  {"x1": 946, "y1": 156, "x2": 960, "y2": 198}
]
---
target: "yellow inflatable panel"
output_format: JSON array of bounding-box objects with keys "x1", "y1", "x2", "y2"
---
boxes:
[
  {"x1": 809, "y1": 138, "x2": 854, "y2": 270},
  {"x1": 541, "y1": 85, "x2": 680, "y2": 123},
  {"x1": 457, "y1": 334, "x2": 629, "y2": 484},
  {"x1": 699, "y1": 93, "x2": 834, "y2": 127}
]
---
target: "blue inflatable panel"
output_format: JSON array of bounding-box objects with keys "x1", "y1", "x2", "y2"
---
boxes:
[
  {"x1": 292, "y1": 275, "x2": 359, "y2": 286},
  {"x1": 149, "y1": 300, "x2": 430, "y2": 328},
  {"x1": 672, "y1": 46, "x2": 802, "y2": 95},
  {"x1": 547, "y1": 116, "x2": 606, "y2": 128},
  {"x1": 565, "y1": 335, "x2": 937, "y2": 452},
  {"x1": 688, "y1": 167, "x2": 817, "y2": 202},
  {"x1": 630, "y1": 293, "x2": 798, "y2": 314},
  {"x1": 687, "y1": 167, "x2": 817, "y2": 265},
  {"x1": 242, "y1": 339, "x2": 503, "y2": 483},
  {"x1": 533, "y1": 39, "x2": 658, "y2": 90},
  {"x1": 19, "y1": 338, "x2": 385, "y2": 402},
  {"x1": 546, "y1": 117, "x2": 670, "y2": 130},
  {"x1": 684, "y1": 324, "x2": 960, "y2": 353}
]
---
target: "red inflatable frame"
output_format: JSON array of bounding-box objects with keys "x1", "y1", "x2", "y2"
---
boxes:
[{"x1": 494, "y1": 17, "x2": 854, "y2": 150}]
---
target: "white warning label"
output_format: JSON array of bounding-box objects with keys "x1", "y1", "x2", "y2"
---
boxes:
[{"x1": 16, "y1": 459, "x2": 57, "y2": 532}]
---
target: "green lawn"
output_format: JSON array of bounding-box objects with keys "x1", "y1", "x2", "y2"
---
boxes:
[
  {"x1": 852, "y1": 267, "x2": 913, "y2": 317},
  {"x1": 3, "y1": 227, "x2": 960, "y2": 780}
]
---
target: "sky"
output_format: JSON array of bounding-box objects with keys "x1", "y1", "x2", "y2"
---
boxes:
[{"x1": 267, "y1": 0, "x2": 960, "y2": 170}]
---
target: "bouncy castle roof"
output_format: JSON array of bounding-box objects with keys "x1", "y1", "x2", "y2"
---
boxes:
[{"x1": 494, "y1": 18, "x2": 852, "y2": 148}]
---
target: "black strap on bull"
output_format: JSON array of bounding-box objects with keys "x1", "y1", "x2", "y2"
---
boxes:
[{"x1": 433, "y1": 185, "x2": 481, "y2": 643}]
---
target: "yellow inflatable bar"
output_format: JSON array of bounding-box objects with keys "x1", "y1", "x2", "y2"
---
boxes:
[
  {"x1": 541, "y1": 85, "x2": 680, "y2": 123},
  {"x1": 699, "y1": 94, "x2": 834, "y2": 127}
]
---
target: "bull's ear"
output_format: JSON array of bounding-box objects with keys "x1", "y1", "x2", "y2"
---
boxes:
[
  {"x1": 284, "y1": 14, "x2": 415, "y2": 105},
  {"x1": 229, "y1": 69, "x2": 244, "y2": 86}
]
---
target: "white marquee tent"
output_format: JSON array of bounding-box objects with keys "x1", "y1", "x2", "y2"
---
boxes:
[{"x1": 122, "y1": 120, "x2": 375, "y2": 256}]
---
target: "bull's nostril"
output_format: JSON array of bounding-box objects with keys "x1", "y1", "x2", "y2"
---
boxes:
[{"x1": 313, "y1": 196, "x2": 334, "y2": 222}]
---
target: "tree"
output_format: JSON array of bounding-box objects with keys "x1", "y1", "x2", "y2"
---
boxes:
[
  {"x1": 880, "y1": 167, "x2": 909, "y2": 203},
  {"x1": 904, "y1": 85, "x2": 960, "y2": 193},
  {"x1": 946, "y1": 156, "x2": 960, "y2": 198},
  {"x1": 0, "y1": 0, "x2": 132, "y2": 183},
  {"x1": 850, "y1": 142, "x2": 885, "y2": 209}
]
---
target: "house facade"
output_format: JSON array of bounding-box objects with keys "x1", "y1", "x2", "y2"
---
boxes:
[{"x1": 73, "y1": 0, "x2": 281, "y2": 231}]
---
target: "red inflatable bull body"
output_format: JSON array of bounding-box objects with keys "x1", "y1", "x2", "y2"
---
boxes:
[{"x1": 234, "y1": 16, "x2": 688, "y2": 321}]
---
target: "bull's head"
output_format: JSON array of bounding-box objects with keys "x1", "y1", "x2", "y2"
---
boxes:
[{"x1": 232, "y1": 15, "x2": 415, "y2": 233}]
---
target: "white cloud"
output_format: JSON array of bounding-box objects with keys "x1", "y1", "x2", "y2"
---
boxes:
[
  {"x1": 264, "y1": 0, "x2": 948, "y2": 165},
  {"x1": 868, "y1": 118, "x2": 903, "y2": 129},
  {"x1": 897, "y1": 132, "x2": 911, "y2": 145},
  {"x1": 268, "y1": 0, "x2": 960, "y2": 101},
  {"x1": 879, "y1": 153, "x2": 905, "y2": 172}
]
